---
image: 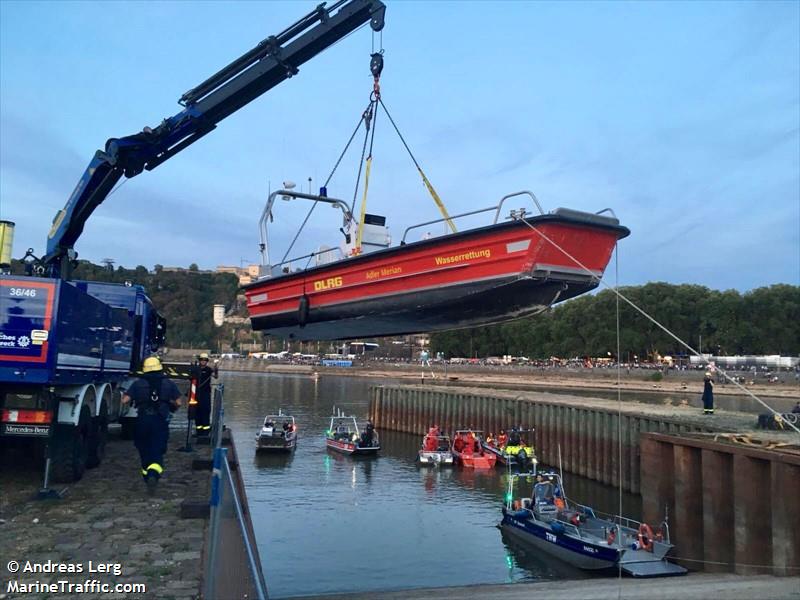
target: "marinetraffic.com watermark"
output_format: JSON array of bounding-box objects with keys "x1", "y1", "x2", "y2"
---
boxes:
[{"x1": 4, "y1": 560, "x2": 145, "y2": 596}]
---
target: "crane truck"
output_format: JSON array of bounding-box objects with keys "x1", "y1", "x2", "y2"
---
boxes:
[{"x1": 0, "y1": 0, "x2": 386, "y2": 485}]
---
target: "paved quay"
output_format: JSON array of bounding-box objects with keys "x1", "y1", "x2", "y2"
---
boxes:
[
  {"x1": 293, "y1": 574, "x2": 800, "y2": 600},
  {"x1": 0, "y1": 426, "x2": 209, "y2": 600}
]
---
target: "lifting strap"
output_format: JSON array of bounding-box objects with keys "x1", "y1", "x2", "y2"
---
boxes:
[
  {"x1": 379, "y1": 97, "x2": 457, "y2": 233},
  {"x1": 323, "y1": 50, "x2": 457, "y2": 257},
  {"x1": 354, "y1": 156, "x2": 372, "y2": 254},
  {"x1": 355, "y1": 96, "x2": 380, "y2": 254}
]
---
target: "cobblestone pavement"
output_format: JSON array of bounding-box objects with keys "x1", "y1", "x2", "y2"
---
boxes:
[{"x1": 0, "y1": 426, "x2": 210, "y2": 600}]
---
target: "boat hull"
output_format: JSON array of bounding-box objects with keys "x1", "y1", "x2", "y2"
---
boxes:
[
  {"x1": 325, "y1": 437, "x2": 379, "y2": 456},
  {"x1": 500, "y1": 509, "x2": 687, "y2": 576},
  {"x1": 500, "y1": 513, "x2": 619, "y2": 570},
  {"x1": 417, "y1": 450, "x2": 454, "y2": 466},
  {"x1": 453, "y1": 449, "x2": 496, "y2": 469},
  {"x1": 256, "y1": 437, "x2": 296, "y2": 452},
  {"x1": 246, "y1": 214, "x2": 628, "y2": 341},
  {"x1": 483, "y1": 443, "x2": 535, "y2": 467}
]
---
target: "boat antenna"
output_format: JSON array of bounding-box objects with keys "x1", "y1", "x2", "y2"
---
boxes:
[{"x1": 557, "y1": 444, "x2": 567, "y2": 499}]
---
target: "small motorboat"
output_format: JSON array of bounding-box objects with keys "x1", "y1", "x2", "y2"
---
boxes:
[
  {"x1": 500, "y1": 470, "x2": 687, "y2": 577},
  {"x1": 325, "y1": 410, "x2": 380, "y2": 456},
  {"x1": 255, "y1": 411, "x2": 297, "y2": 452},
  {"x1": 417, "y1": 429, "x2": 454, "y2": 466},
  {"x1": 451, "y1": 430, "x2": 497, "y2": 469},
  {"x1": 483, "y1": 427, "x2": 537, "y2": 469}
]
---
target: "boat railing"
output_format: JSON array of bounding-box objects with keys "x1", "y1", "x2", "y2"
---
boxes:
[
  {"x1": 401, "y1": 190, "x2": 546, "y2": 244},
  {"x1": 493, "y1": 191, "x2": 545, "y2": 223},
  {"x1": 401, "y1": 205, "x2": 498, "y2": 244},
  {"x1": 572, "y1": 501, "x2": 643, "y2": 533},
  {"x1": 259, "y1": 188, "x2": 353, "y2": 270},
  {"x1": 267, "y1": 245, "x2": 346, "y2": 276}
]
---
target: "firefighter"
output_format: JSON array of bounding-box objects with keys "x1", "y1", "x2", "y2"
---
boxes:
[
  {"x1": 191, "y1": 352, "x2": 218, "y2": 437},
  {"x1": 121, "y1": 356, "x2": 182, "y2": 494}
]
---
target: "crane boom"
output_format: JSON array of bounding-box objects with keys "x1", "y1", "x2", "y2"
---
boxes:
[{"x1": 44, "y1": 0, "x2": 386, "y2": 277}]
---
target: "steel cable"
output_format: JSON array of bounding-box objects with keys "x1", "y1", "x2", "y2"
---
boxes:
[{"x1": 517, "y1": 215, "x2": 800, "y2": 435}]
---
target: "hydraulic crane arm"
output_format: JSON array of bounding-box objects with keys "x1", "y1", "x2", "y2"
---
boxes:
[{"x1": 44, "y1": 0, "x2": 385, "y2": 277}]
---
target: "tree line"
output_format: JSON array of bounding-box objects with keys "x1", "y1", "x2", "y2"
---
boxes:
[{"x1": 430, "y1": 283, "x2": 800, "y2": 360}]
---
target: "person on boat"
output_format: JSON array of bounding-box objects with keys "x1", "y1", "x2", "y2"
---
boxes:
[
  {"x1": 466, "y1": 431, "x2": 477, "y2": 453},
  {"x1": 282, "y1": 421, "x2": 292, "y2": 435},
  {"x1": 461, "y1": 440, "x2": 474, "y2": 457},
  {"x1": 264, "y1": 419, "x2": 275, "y2": 429},
  {"x1": 453, "y1": 435, "x2": 465, "y2": 453},
  {"x1": 497, "y1": 430, "x2": 508, "y2": 448},
  {"x1": 508, "y1": 427, "x2": 521, "y2": 446},
  {"x1": 532, "y1": 474, "x2": 555, "y2": 505},
  {"x1": 702, "y1": 371, "x2": 714, "y2": 415},
  {"x1": 360, "y1": 421, "x2": 375, "y2": 447},
  {"x1": 191, "y1": 352, "x2": 218, "y2": 437},
  {"x1": 424, "y1": 426, "x2": 438, "y2": 451}
]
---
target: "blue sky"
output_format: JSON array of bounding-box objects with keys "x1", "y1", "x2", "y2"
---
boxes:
[{"x1": 1, "y1": 0, "x2": 798, "y2": 291}]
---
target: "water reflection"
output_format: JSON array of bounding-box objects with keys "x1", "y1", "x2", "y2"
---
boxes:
[{"x1": 222, "y1": 372, "x2": 638, "y2": 599}]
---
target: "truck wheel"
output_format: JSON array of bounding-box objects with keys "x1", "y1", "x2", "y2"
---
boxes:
[
  {"x1": 87, "y1": 402, "x2": 108, "y2": 468},
  {"x1": 120, "y1": 417, "x2": 136, "y2": 440},
  {"x1": 51, "y1": 407, "x2": 90, "y2": 483}
]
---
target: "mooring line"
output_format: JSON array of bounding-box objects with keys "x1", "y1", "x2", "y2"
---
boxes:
[
  {"x1": 517, "y1": 216, "x2": 800, "y2": 435},
  {"x1": 670, "y1": 557, "x2": 800, "y2": 570}
]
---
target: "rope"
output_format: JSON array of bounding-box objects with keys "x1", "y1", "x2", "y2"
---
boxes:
[
  {"x1": 516, "y1": 215, "x2": 800, "y2": 435},
  {"x1": 281, "y1": 105, "x2": 371, "y2": 264},
  {"x1": 351, "y1": 102, "x2": 373, "y2": 217},
  {"x1": 324, "y1": 103, "x2": 372, "y2": 188},
  {"x1": 355, "y1": 99, "x2": 380, "y2": 253},
  {"x1": 378, "y1": 97, "x2": 457, "y2": 233},
  {"x1": 670, "y1": 556, "x2": 800, "y2": 570}
]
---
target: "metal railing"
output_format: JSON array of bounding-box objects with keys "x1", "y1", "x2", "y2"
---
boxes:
[
  {"x1": 205, "y1": 447, "x2": 269, "y2": 600},
  {"x1": 210, "y1": 383, "x2": 225, "y2": 449},
  {"x1": 401, "y1": 190, "x2": 545, "y2": 244},
  {"x1": 204, "y1": 383, "x2": 268, "y2": 599}
]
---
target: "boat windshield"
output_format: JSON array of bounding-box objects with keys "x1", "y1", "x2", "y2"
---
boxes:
[{"x1": 264, "y1": 415, "x2": 295, "y2": 429}]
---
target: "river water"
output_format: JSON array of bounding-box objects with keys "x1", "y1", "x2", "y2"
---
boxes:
[{"x1": 221, "y1": 372, "x2": 641, "y2": 598}]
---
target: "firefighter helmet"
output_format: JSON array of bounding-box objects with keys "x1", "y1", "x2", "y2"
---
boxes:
[{"x1": 142, "y1": 356, "x2": 163, "y2": 373}]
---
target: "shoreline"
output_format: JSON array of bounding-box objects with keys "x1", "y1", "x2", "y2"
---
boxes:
[{"x1": 218, "y1": 360, "x2": 800, "y2": 401}]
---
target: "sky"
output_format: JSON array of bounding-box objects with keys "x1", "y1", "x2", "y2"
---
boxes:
[{"x1": 1, "y1": 0, "x2": 798, "y2": 292}]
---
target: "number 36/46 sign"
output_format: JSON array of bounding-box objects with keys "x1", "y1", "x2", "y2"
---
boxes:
[{"x1": 8, "y1": 287, "x2": 37, "y2": 297}]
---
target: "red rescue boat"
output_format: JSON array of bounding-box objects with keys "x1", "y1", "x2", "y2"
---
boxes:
[
  {"x1": 452, "y1": 430, "x2": 496, "y2": 469},
  {"x1": 245, "y1": 190, "x2": 629, "y2": 341}
]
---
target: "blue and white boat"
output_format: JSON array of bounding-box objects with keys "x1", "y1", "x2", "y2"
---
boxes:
[{"x1": 499, "y1": 471, "x2": 687, "y2": 577}]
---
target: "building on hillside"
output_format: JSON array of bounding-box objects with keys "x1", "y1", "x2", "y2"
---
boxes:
[{"x1": 216, "y1": 264, "x2": 260, "y2": 285}]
